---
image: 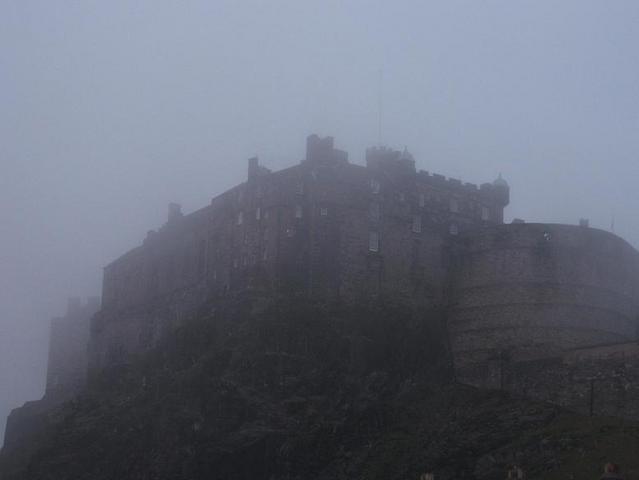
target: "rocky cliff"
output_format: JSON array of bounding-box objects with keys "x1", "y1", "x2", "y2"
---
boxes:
[{"x1": 2, "y1": 298, "x2": 639, "y2": 480}]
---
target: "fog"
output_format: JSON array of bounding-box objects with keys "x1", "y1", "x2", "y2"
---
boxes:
[{"x1": 1, "y1": 0, "x2": 638, "y2": 442}]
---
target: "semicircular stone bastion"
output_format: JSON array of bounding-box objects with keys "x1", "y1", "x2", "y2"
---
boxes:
[{"x1": 448, "y1": 223, "x2": 639, "y2": 383}]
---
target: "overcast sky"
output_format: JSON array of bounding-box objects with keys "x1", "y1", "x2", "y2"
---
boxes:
[{"x1": 1, "y1": 0, "x2": 639, "y2": 442}]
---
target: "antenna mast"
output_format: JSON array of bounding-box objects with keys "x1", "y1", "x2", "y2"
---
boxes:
[{"x1": 378, "y1": 68, "x2": 383, "y2": 146}]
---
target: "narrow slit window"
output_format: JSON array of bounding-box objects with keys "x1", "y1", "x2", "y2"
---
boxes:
[
  {"x1": 295, "y1": 205, "x2": 303, "y2": 218},
  {"x1": 369, "y1": 231, "x2": 379, "y2": 252}
]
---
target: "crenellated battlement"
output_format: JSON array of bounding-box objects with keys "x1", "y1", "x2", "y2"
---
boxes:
[{"x1": 416, "y1": 170, "x2": 508, "y2": 204}]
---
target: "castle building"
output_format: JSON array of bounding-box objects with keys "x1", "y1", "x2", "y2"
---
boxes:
[
  {"x1": 89, "y1": 135, "x2": 509, "y2": 369},
  {"x1": 6, "y1": 135, "x2": 639, "y2": 456},
  {"x1": 89, "y1": 134, "x2": 639, "y2": 399}
]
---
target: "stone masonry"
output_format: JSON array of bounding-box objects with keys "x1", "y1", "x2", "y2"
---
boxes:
[
  {"x1": 89, "y1": 134, "x2": 509, "y2": 370},
  {"x1": 36, "y1": 134, "x2": 639, "y2": 421}
]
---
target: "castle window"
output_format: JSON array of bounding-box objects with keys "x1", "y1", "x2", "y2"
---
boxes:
[
  {"x1": 256, "y1": 207, "x2": 261, "y2": 220},
  {"x1": 369, "y1": 231, "x2": 379, "y2": 252},
  {"x1": 262, "y1": 248, "x2": 268, "y2": 261},
  {"x1": 412, "y1": 215, "x2": 422, "y2": 233},
  {"x1": 295, "y1": 205, "x2": 303, "y2": 219},
  {"x1": 286, "y1": 226, "x2": 295, "y2": 237},
  {"x1": 233, "y1": 258, "x2": 239, "y2": 268},
  {"x1": 264, "y1": 210, "x2": 269, "y2": 220},
  {"x1": 449, "y1": 224, "x2": 459, "y2": 235},
  {"x1": 370, "y1": 179, "x2": 381, "y2": 194},
  {"x1": 369, "y1": 202, "x2": 380, "y2": 221},
  {"x1": 296, "y1": 182, "x2": 304, "y2": 195},
  {"x1": 237, "y1": 211, "x2": 243, "y2": 225},
  {"x1": 481, "y1": 206, "x2": 490, "y2": 221},
  {"x1": 320, "y1": 207, "x2": 328, "y2": 216},
  {"x1": 419, "y1": 193, "x2": 425, "y2": 208},
  {"x1": 449, "y1": 198, "x2": 459, "y2": 213}
]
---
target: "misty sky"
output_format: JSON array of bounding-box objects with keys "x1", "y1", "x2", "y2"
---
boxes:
[{"x1": 1, "y1": 0, "x2": 639, "y2": 442}]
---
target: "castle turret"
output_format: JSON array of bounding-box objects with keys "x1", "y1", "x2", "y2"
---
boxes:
[
  {"x1": 492, "y1": 173, "x2": 510, "y2": 207},
  {"x1": 247, "y1": 156, "x2": 271, "y2": 181},
  {"x1": 305, "y1": 134, "x2": 348, "y2": 165}
]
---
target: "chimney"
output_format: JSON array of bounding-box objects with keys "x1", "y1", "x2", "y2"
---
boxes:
[{"x1": 306, "y1": 134, "x2": 334, "y2": 163}]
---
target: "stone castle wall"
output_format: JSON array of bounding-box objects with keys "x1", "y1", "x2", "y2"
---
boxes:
[
  {"x1": 89, "y1": 135, "x2": 508, "y2": 369},
  {"x1": 498, "y1": 342, "x2": 639, "y2": 420},
  {"x1": 45, "y1": 297, "x2": 100, "y2": 398},
  {"x1": 449, "y1": 223, "x2": 639, "y2": 387}
]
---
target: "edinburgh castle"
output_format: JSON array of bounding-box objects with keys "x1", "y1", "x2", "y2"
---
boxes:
[
  {"x1": 91, "y1": 134, "x2": 639, "y2": 397},
  {"x1": 5, "y1": 135, "x2": 639, "y2": 472}
]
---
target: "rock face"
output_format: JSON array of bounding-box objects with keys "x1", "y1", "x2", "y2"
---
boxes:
[{"x1": 3, "y1": 298, "x2": 639, "y2": 480}]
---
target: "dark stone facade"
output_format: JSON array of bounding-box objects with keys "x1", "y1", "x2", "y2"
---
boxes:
[
  {"x1": 449, "y1": 223, "x2": 639, "y2": 387},
  {"x1": 89, "y1": 135, "x2": 509, "y2": 370}
]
